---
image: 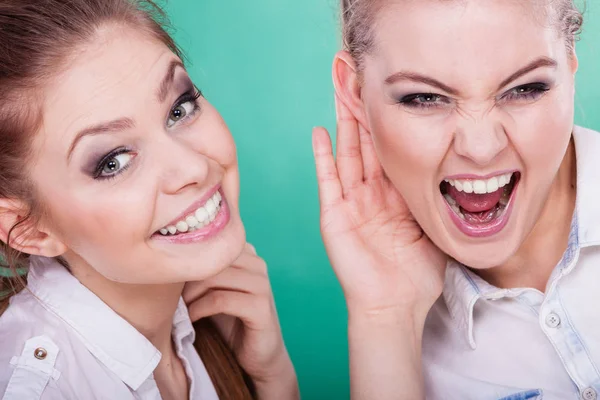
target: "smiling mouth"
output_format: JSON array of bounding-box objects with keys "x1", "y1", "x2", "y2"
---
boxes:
[
  {"x1": 157, "y1": 191, "x2": 223, "y2": 236},
  {"x1": 440, "y1": 172, "x2": 520, "y2": 235}
]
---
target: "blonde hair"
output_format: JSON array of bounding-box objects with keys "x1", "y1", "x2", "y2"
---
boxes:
[{"x1": 341, "y1": 0, "x2": 584, "y2": 68}]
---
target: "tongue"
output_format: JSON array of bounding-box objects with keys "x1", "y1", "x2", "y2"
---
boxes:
[{"x1": 447, "y1": 184, "x2": 503, "y2": 213}]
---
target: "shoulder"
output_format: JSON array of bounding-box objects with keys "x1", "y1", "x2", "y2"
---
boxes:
[{"x1": 0, "y1": 291, "x2": 87, "y2": 399}]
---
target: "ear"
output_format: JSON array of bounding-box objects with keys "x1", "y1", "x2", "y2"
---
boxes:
[
  {"x1": 569, "y1": 48, "x2": 579, "y2": 76},
  {"x1": 0, "y1": 199, "x2": 67, "y2": 258},
  {"x1": 332, "y1": 50, "x2": 369, "y2": 128}
]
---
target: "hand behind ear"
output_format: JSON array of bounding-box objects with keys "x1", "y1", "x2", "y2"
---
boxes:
[
  {"x1": 0, "y1": 199, "x2": 66, "y2": 258},
  {"x1": 312, "y1": 93, "x2": 447, "y2": 318}
]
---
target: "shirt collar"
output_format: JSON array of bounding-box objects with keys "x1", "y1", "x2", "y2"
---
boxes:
[
  {"x1": 27, "y1": 256, "x2": 194, "y2": 390},
  {"x1": 573, "y1": 126, "x2": 600, "y2": 247},
  {"x1": 443, "y1": 125, "x2": 599, "y2": 349}
]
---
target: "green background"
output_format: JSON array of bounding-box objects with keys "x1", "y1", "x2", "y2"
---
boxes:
[{"x1": 165, "y1": 1, "x2": 600, "y2": 399}]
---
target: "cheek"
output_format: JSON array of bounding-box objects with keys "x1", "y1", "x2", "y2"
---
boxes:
[
  {"x1": 509, "y1": 87, "x2": 574, "y2": 175},
  {"x1": 366, "y1": 101, "x2": 452, "y2": 198},
  {"x1": 42, "y1": 180, "x2": 153, "y2": 254}
]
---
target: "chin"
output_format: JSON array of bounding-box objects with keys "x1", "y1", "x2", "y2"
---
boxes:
[{"x1": 444, "y1": 238, "x2": 519, "y2": 270}]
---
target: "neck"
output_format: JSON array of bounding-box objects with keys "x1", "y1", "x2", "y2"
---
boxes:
[
  {"x1": 476, "y1": 138, "x2": 577, "y2": 292},
  {"x1": 66, "y1": 258, "x2": 184, "y2": 356}
]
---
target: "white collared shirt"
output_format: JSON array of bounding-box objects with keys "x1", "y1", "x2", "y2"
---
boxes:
[
  {"x1": 423, "y1": 126, "x2": 600, "y2": 400},
  {"x1": 0, "y1": 256, "x2": 219, "y2": 400}
]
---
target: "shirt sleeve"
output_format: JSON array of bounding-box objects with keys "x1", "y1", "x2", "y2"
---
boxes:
[{"x1": 1, "y1": 335, "x2": 63, "y2": 400}]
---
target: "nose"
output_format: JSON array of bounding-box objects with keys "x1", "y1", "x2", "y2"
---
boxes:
[
  {"x1": 155, "y1": 135, "x2": 210, "y2": 195},
  {"x1": 453, "y1": 115, "x2": 508, "y2": 166}
]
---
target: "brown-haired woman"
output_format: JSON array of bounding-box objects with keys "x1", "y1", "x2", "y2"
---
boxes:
[
  {"x1": 313, "y1": 0, "x2": 596, "y2": 399},
  {"x1": 0, "y1": 1, "x2": 298, "y2": 399}
]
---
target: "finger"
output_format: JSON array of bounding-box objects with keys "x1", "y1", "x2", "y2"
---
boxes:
[
  {"x1": 231, "y1": 251, "x2": 268, "y2": 274},
  {"x1": 313, "y1": 126, "x2": 343, "y2": 206},
  {"x1": 188, "y1": 290, "x2": 273, "y2": 331},
  {"x1": 183, "y1": 266, "x2": 271, "y2": 304},
  {"x1": 358, "y1": 122, "x2": 384, "y2": 180},
  {"x1": 244, "y1": 242, "x2": 257, "y2": 256},
  {"x1": 335, "y1": 95, "x2": 364, "y2": 193}
]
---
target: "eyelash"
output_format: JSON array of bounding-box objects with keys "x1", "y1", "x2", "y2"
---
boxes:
[
  {"x1": 93, "y1": 147, "x2": 134, "y2": 180},
  {"x1": 167, "y1": 88, "x2": 202, "y2": 127},
  {"x1": 397, "y1": 82, "x2": 551, "y2": 110},
  {"x1": 92, "y1": 88, "x2": 202, "y2": 181}
]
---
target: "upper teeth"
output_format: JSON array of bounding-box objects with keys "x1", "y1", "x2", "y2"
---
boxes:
[
  {"x1": 159, "y1": 191, "x2": 222, "y2": 236},
  {"x1": 445, "y1": 173, "x2": 513, "y2": 194}
]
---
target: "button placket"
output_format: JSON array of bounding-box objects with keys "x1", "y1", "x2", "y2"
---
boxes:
[{"x1": 540, "y1": 285, "x2": 600, "y2": 395}]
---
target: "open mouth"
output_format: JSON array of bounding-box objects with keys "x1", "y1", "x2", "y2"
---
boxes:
[{"x1": 440, "y1": 171, "x2": 520, "y2": 237}]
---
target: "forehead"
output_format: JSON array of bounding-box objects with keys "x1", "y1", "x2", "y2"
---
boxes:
[
  {"x1": 40, "y1": 25, "x2": 176, "y2": 139},
  {"x1": 369, "y1": 0, "x2": 561, "y2": 79}
]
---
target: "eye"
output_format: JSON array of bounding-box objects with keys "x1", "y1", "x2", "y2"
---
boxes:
[
  {"x1": 501, "y1": 82, "x2": 550, "y2": 103},
  {"x1": 167, "y1": 100, "x2": 196, "y2": 128},
  {"x1": 398, "y1": 93, "x2": 451, "y2": 109},
  {"x1": 166, "y1": 89, "x2": 202, "y2": 128},
  {"x1": 95, "y1": 151, "x2": 135, "y2": 179}
]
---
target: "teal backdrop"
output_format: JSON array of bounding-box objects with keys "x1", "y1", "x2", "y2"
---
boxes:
[{"x1": 164, "y1": 2, "x2": 600, "y2": 399}]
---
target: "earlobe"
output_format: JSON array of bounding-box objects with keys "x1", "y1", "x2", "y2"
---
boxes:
[
  {"x1": 332, "y1": 50, "x2": 369, "y2": 128},
  {"x1": 0, "y1": 199, "x2": 66, "y2": 258}
]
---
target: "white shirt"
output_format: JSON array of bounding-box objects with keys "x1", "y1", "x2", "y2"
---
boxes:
[
  {"x1": 0, "y1": 256, "x2": 219, "y2": 400},
  {"x1": 423, "y1": 126, "x2": 600, "y2": 400}
]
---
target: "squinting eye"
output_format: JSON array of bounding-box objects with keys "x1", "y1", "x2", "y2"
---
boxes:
[
  {"x1": 398, "y1": 93, "x2": 451, "y2": 110},
  {"x1": 167, "y1": 101, "x2": 196, "y2": 128},
  {"x1": 99, "y1": 153, "x2": 134, "y2": 178},
  {"x1": 502, "y1": 82, "x2": 550, "y2": 103}
]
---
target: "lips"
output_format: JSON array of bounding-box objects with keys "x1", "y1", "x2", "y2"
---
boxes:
[{"x1": 441, "y1": 172, "x2": 520, "y2": 237}]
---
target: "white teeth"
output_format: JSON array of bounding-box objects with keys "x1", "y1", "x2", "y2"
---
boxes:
[
  {"x1": 443, "y1": 194, "x2": 456, "y2": 206},
  {"x1": 498, "y1": 175, "x2": 506, "y2": 187},
  {"x1": 159, "y1": 191, "x2": 223, "y2": 236},
  {"x1": 186, "y1": 216, "x2": 199, "y2": 228},
  {"x1": 195, "y1": 207, "x2": 209, "y2": 225},
  {"x1": 205, "y1": 198, "x2": 217, "y2": 215},
  {"x1": 176, "y1": 221, "x2": 189, "y2": 233},
  {"x1": 446, "y1": 173, "x2": 513, "y2": 195},
  {"x1": 463, "y1": 181, "x2": 474, "y2": 194},
  {"x1": 473, "y1": 180, "x2": 486, "y2": 194},
  {"x1": 486, "y1": 177, "x2": 499, "y2": 193}
]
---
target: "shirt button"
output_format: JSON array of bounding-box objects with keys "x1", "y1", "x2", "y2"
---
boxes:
[
  {"x1": 34, "y1": 347, "x2": 47, "y2": 360},
  {"x1": 582, "y1": 387, "x2": 597, "y2": 400},
  {"x1": 545, "y1": 312, "x2": 561, "y2": 328}
]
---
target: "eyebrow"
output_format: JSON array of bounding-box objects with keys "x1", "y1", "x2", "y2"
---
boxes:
[
  {"x1": 67, "y1": 59, "x2": 186, "y2": 161},
  {"x1": 67, "y1": 118, "x2": 135, "y2": 160},
  {"x1": 496, "y1": 56, "x2": 558, "y2": 89},
  {"x1": 384, "y1": 56, "x2": 558, "y2": 96},
  {"x1": 384, "y1": 71, "x2": 460, "y2": 96},
  {"x1": 157, "y1": 60, "x2": 185, "y2": 103}
]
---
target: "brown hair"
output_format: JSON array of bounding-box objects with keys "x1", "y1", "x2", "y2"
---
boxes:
[
  {"x1": 341, "y1": 0, "x2": 584, "y2": 69},
  {"x1": 0, "y1": 1, "x2": 254, "y2": 398}
]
